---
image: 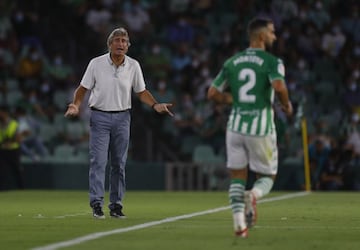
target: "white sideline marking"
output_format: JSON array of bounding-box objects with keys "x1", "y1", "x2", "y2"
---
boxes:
[
  {"x1": 32, "y1": 212, "x2": 91, "y2": 219},
  {"x1": 32, "y1": 192, "x2": 310, "y2": 250},
  {"x1": 53, "y1": 212, "x2": 91, "y2": 219}
]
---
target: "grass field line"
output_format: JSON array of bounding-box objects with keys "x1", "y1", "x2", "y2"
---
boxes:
[
  {"x1": 32, "y1": 191, "x2": 310, "y2": 250},
  {"x1": 32, "y1": 212, "x2": 91, "y2": 219},
  {"x1": 53, "y1": 212, "x2": 91, "y2": 219}
]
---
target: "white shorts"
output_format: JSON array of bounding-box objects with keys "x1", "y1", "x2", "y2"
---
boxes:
[{"x1": 226, "y1": 130, "x2": 278, "y2": 175}]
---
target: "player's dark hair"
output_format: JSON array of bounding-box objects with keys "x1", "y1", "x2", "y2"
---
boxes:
[{"x1": 247, "y1": 17, "x2": 273, "y2": 37}]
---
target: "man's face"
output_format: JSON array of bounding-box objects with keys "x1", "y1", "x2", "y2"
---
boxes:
[
  {"x1": 264, "y1": 23, "x2": 277, "y2": 49},
  {"x1": 110, "y1": 35, "x2": 129, "y2": 56}
]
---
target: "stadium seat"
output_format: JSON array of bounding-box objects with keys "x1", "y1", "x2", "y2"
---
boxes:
[
  {"x1": 54, "y1": 144, "x2": 75, "y2": 156},
  {"x1": 192, "y1": 144, "x2": 216, "y2": 164},
  {"x1": 53, "y1": 90, "x2": 71, "y2": 111},
  {"x1": 180, "y1": 135, "x2": 201, "y2": 157},
  {"x1": 6, "y1": 78, "x2": 19, "y2": 91},
  {"x1": 38, "y1": 122, "x2": 58, "y2": 144},
  {"x1": 6, "y1": 90, "x2": 22, "y2": 107},
  {"x1": 71, "y1": 151, "x2": 89, "y2": 164},
  {"x1": 192, "y1": 144, "x2": 227, "y2": 190}
]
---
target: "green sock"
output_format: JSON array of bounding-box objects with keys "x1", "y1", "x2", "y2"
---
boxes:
[
  {"x1": 229, "y1": 179, "x2": 246, "y2": 213},
  {"x1": 229, "y1": 179, "x2": 246, "y2": 230},
  {"x1": 252, "y1": 177, "x2": 274, "y2": 199}
]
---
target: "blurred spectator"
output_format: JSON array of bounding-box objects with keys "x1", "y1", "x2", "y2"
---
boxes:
[
  {"x1": 143, "y1": 42, "x2": 171, "y2": 80},
  {"x1": 170, "y1": 43, "x2": 192, "y2": 72},
  {"x1": 16, "y1": 45, "x2": 45, "y2": 84},
  {"x1": 0, "y1": 104, "x2": 24, "y2": 190},
  {"x1": 166, "y1": 14, "x2": 195, "y2": 44},
  {"x1": 341, "y1": 75, "x2": 360, "y2": 113},
  {"x1": 340, "y1": 3, "x2": 360, "y2": 42},
  {"x1": 353, "y1": 42, "x2": 360, "y2": 59},
  {"x1": 308, "y1": 0, "x2": 331, "y2": 31},
  {"x1": 192, "y1": 63, "x2": 212, "y2": 102},
  {"x1": 151, "y1": 78, "x2": 176, "y2": 105},
  {"x1": 38, "y1": 77, "x2": 54, "y2": 107},
  {"x1": 340, "y1": 113, "x2": 360, "y2": 191},
  {"x1": 0, "y1": 43, "x2": 16, "y2": 77},
  {"x1": 271, "y1": 0, "x2": 298, "y2": 23},
  {"x1": 177, "y1": 52, "x2": 205, "y2": 93},
  {"x1": 199, "y1": 103, "x2": 226, "y2": 154},
  {"x1": 313, "y1": 117, "x2": 333, "y2": 146},
  {"x1": 15, "y1": 89, "x2": 48, "y2": 120},
  {"x1": 341, "y1": 111, "x2": 360, "y2": 138},
  {"x1": 173, "y1": 92, "x2": 201, "y2": 137},
  {"x1": 14, "y1": 106, "x2": 48, "y2": 161},
  {"x1": 45, "y1": 53, "x2": 73, "y2": 88},
  {"x1": 0, "y1": 5, "x2": 13, "y2": 40},
  {"x1": 167, "y1": 0, "x2": 190, "y2": 14},
  {"x1": 122, "y1": 0, "x2": 151, "y2": 39},
  {"x1": 274, "y1": 105, "x2": 291, "y2": 159},
  {"x1": 309, "y1": 138, "x2": 331, "y2": 190},
  {"x1": 146, "y1": 78, "x2": 177, "y2": 141},
  {"x1": 321, "y1": 22, "x2": 346, "y2": 57},
  {"x1": 85, "y1": 0, "x2": 111, "y2": 34},
  {"x1": 59, "y1": 116, "x2": 89, "y2": 153},
  {"x1": 10, "y1": 4, "x2": 42, "y2": 48},
  {"x1": 340, "y1": 149, "x2": 360, "y2": 190},
  {"x1": 344, "y1": 113, "x2": 360, "y2": 159},
  {"x1": 297, "y1": 22, "x2": 320, "y2": 63},
  {"x1": 353, "y1": 63, "x2": 360, "y2": 78},
  {"x1": 318, "y1": 149, "x2": 344, "y2": 190}
]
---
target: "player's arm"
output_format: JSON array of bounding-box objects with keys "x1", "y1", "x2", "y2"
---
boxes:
[
  {"x1": 64, "y1": 85, "x2": 88, "y2": 117},
  {"x1": 136, "y1": 89, "x2": 173, "y2": 116},
  {"x1": 272, "y1": 79, "x2": 293, "y2": 116},
  {"x1": 207, "y1": 86, "x2": 233, "y2": 105},
  {"x1": 207, "y1": 66, "x2": 232, "y2": 104}
]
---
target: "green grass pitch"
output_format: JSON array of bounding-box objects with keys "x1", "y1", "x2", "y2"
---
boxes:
[{"x1": 0, "y1": 191, "x2": 359, "y2": 250}]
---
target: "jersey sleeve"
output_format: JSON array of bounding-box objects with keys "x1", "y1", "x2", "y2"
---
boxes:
[
  {"x1": 80, "y1": 59, "x2": 95, "y2": 90},
  {"x1": 268, "y1": 58, "x2": 285, "y2": 83},
  {"x1": 132, "y1": 61, "x2": 146, "y2": 93},
  {"x1": 211, "y1": 67, "x2": 228, "y2": 92}
]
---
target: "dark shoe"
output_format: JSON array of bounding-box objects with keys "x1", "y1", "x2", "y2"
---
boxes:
[
  {"x1": 92, "y1": 203, "x2": 105, "y2": 219},
  {"x1": 110, "y1": 204, "x2": 126, "y2": 218}
]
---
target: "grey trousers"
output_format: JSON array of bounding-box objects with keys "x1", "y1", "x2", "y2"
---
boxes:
[{"x1": 88, "y1": 109, "x2": 130, "y2": 209}]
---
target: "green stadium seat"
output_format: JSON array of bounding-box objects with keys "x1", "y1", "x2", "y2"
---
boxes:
[{"x1": 192, "y1": 144, "x2": 216, "y2": 164}]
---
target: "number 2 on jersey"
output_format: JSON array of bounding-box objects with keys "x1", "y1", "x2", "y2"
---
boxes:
[{"x1": 238, "y1": 68, "x2": 256, "y2": 103}]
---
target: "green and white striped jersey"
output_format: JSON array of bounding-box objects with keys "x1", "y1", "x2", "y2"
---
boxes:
[{"x1": 211, "y1": 48, "x2": 285, "y2": 136}]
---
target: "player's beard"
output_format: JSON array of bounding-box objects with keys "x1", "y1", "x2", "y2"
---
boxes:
[
  {"x1": 264, "y1": 40, "x2": 274, "y2": 51},
  {"x1": 266, "y1": 39, "x2": 279, "y2": 54}
]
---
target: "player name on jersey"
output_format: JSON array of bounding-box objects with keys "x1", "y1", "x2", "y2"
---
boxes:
[{"x1": 233, "y1": 55, "x2": 264, "y2": 66}]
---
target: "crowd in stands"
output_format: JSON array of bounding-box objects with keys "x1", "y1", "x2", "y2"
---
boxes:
[{"x1": 0, "y1": 0, "x2": 359, "y2": 190}]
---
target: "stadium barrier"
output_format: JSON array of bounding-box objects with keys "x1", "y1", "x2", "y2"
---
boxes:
[
  {"x1": 6, "y1": 161, "x2": 165, "y2": 190},
  {"x1": 2, "y1": 160, "x2": 305, "y2": 191},
  {"x1": 165, "y1": 162, "x2": 228, "y2": 191}
]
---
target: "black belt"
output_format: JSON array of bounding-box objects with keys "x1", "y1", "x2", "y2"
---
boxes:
[{"x1": 90, "y1": 107, "x2": 128, "y2": 113}]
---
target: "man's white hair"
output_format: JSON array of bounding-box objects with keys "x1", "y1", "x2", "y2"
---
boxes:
[{"x1": 107, "y1": 27, "x2": 131, "y2": 51}]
